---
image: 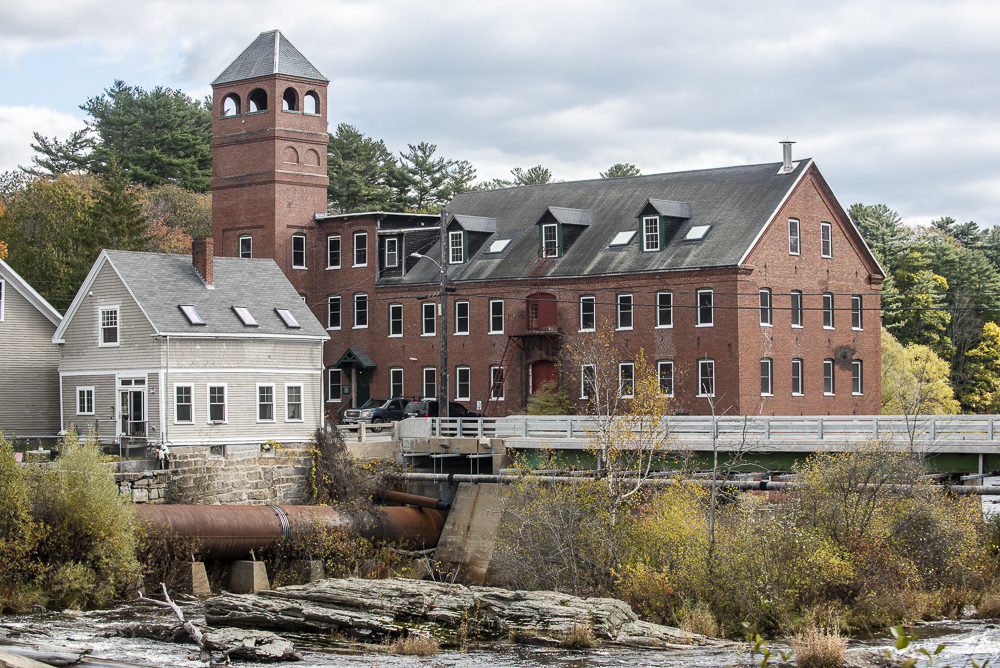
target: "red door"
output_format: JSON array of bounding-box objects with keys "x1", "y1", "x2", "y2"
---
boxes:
[{"x1": 531, "y1": 360, "x2": 558, "y2": 394}]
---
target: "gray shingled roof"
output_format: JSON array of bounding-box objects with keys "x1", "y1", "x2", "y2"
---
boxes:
[
  {"x1": 213, "y1": 30, "x2": 327, "y2": 85},
  {"x1": 103, "y1": 251, "x2": 328, "y2": 338},
  {"x1": 387, "y1": 160, "x2": 810, "y2": 285},
  {"x1": 452, "y1": 214, "x2": 496, "y2": 234}
]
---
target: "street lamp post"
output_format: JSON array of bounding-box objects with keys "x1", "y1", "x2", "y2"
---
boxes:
[{"x1": 410, "y1": 209, "x2": 449, "y2": 420}]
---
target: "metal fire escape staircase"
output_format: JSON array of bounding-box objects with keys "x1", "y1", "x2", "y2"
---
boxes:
[{"x1": 483, "y1": 249, "x2": 559, "y2": 417}]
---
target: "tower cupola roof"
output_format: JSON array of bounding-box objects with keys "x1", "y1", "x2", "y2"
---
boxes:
[{"x1": 213, "y1": 30, "x2": 327, "y2": 85}]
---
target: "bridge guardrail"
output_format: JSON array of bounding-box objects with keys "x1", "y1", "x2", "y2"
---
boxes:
[{"x1": 455, "y1": 414, "x2": 1000, "y2": 445}]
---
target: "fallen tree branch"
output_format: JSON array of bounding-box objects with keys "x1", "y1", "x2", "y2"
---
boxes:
[{"x1": 137, "y1": 583, "x2": 221, "y2": 665}]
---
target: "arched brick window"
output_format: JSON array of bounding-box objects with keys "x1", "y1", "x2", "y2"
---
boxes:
[
  {"x1": 222, "y1": 93, "x2": 240, "y2": 116},
  {"x1": 248, "y1": 88, "x2": 268, "y2": 112}
]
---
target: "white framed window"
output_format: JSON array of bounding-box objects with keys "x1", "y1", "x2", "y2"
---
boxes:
[
  {"x1": 174, "y1": 384, "x2": 193, "y2": 423},
  {"x1": 490, "y1": 365, "x2": 505, "y2": 400},
  {"x1": 207, "y1": 384, "x2": 227, "y2": 423},
  {"x1": 327, "y1": 235, "x2": 341, "y2": 269},
  {"x1": 99, "y1": 306, "x2": 119, "y2": 346},
  {"x1": 617, "y1": 294, "x2": 633, "y2": 330},
  {"x1": 823, "y1": 293, "x2": 835, "y2": 329},
  {"x1": 698, "y1": 359, "x2": 715, "y2": 397},
  {"x1": 852, "y1": 360, "x2": 864, "y2": 395},
  {"x1": 852, "y1": 295, "x2": 863, "y2": 330},
  {"x1": 390, "y1": 368, "x2": 404, "y2": 398},
  {"x1": 788, "y1": 218, "x2": 800, "y2": 255},
  {"x1": 422, "y1": 367, "x2": 437, "y2": 399},
  {"x1": 449, "y1": 230, "x2": 464, "y2": 264},
  {"x1": 0, "y1": 280, "x2": 4, "y2": 321},
  {"x1": 697, "y1": 290, "x2": 713, "y2": 327},
  {"x1": 759, "y1": 288, "x2": 772, "y2": 326},
  {"x1": 292, "y1": 233, "x2": 306, "y2": 268},
  {"x1": 823, "y1": 359, "x2": 835, "y2": 395},
  {"x1": 643, "y1": 216, "x2": 660, "y2": 251},
  {"x1": 285, "y1": 384, "x2": 303, "y2": 421},
  {"x1": 385, "y1": 237, "x2": 399, "y2": 268},
  {"x1": 389, "y1": 303, "x2": 403, "y2": 337},
  {"x1": 542, "y1": 223, "x2": 558, "y2": 257},
  {"x1": 354, "y1": 293, "x2": 368, "y2": 328},
  {"x1": 455, "y1": 366, "x2": 471, "y2": 401},
  {"x1": 327, "y1": 368, "x2": 342, "y2": 403},
  {"x1": 239, "y1": 235, "x2": 252, "y2": 258},
  {"x1": 658, "y1": 361, "x2": 674, "y2": 397},
  {"x1": 580, "y1": 296, "x2": 596, "y2": 332},
  {"x1": 455, "y1": 301, "x2": 470, "y2": 335},
  {"x1": 656, "y1": 292, "x2": 673, "y2": 328},
  {"x1": 353, "y1": 231, "x2": 368, "y2": 267},
  {"x1": 791, "y1": 291, "x2": 803, "y2": 328},
  {"x1": 422, "y1": 301, "x2": 436, "y2": 336},
  {"x1": 619, "y1": 362, "x2": 635, "y2": 398},
  {"x1": 76, "y1": 387, "x2": 95, "y2": 415},
  {"x1": 821, "y1": 222, "x2": 832, "y2": 258},
  {"x1": 760, "y1": 359, "x2": 773, "y2": 396},
  {"x1": 792, "y1": 359, "x2": 804, "y2": 396},
  {"x1": 580, "y1": 364, "x2": 596, "y2": 399},
  {"x1": 489, "y1": 299, "x2": 504, "y2": 334},
  {"x1": 327, "y1": 295, "x2": 341, "y2": 330},
  {"x1": 257, "y1": 383, "x2": 275, "y2": 422}
]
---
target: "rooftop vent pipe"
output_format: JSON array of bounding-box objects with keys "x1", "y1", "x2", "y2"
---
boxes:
[{"x1": 780, "y1": 140, "x2": 796, "y2": 173}]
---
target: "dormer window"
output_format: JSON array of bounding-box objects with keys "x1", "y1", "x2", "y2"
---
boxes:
[
  {"x1": 385, "y1": 237, "x2": 399, "y2": 268},
  {"x1": 232, "y1": 306, "x2": 258, "y2": 327},
  {"x1": 178, "y1": 304, "x2": 206, "y2": 326},
  {"x1": 449, "y1": 231, "x2": 465, "y2": 264},
  {"x1": 642, "y1": 216, "x2": 660, "y2": 251},
  {"x1": 542, "y1": 224, "x2": 558, "y2": 257}
]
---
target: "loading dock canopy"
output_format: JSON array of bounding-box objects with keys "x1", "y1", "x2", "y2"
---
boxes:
[{"x1": 336, "y1": 347, "x2": 377, "y2": 369}]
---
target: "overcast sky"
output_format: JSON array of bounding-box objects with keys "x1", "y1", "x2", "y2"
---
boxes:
[{"x1": 1, "y1": 0, "x2": 998, "y2": 226}]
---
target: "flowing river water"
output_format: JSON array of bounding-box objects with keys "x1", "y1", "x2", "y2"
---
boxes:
[{"x1": 2, "y1": 605, "x2": 998, "y2": 668}]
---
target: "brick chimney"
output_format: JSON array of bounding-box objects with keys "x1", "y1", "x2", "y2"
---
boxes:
[{"x1": 192, "y1": 237, "x2": 214, "y2": 288}]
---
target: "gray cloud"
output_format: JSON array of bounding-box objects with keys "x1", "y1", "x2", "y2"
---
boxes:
[{"x1": 2, "y1": 0, "x2": 999, "y2": 225}]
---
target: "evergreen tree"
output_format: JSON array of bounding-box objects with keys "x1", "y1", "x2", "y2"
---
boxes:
[
  {"x1": 80, "y1": 80, "x2": 212, "y2": 191},
  {"x1": 25, "y1": 129, "x2": 93, "y2": 176},
  {"x1": 600, "y1": 163, "x2": 641, "y2": 178},
  {"x1": 89, "y1": 156, "x2": 147, "y2": 251},
  {"x1": 511, "y1": 165, "x2": 552, "y2": 185},
  {"x1": 392, "y1": 142, "x2": 471, "y2": 212},
  {"x1": 849, "y1": 202, "x2": 907, "y2": 269},
  {"x1": 327, "y1": 124, "x2": 396, "y2": 213}
]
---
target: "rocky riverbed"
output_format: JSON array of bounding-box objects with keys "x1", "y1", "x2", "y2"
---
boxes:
[{"x1": 0, "y1": 578, "x2": 997, "y2": 667}]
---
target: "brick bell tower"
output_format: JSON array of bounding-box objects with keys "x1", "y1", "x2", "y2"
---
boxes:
[{"x1": 210, "y1": 30, "x2": 329, "y2": 294}]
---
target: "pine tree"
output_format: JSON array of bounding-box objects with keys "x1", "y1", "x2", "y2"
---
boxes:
[
  {"x1": 24, "y1": 129, "x2": 93, "y2": 176},
  {"x1": 327, "y1": 124, "x2": 395, "y2": 213},
  {"x1": 600, "y1": 163, "x2": 641, "y2": 178},
  {"x1": 90, "y1": 156, "x2": 147, "y2": 251}
]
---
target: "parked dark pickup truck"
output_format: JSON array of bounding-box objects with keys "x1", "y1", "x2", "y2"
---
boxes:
[{"x1": 342, "y1": 397, "x2": 408, "y2": 431}]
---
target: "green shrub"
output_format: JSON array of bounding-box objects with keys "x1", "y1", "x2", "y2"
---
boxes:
[
  {"x1": 30, "y1": 429, "x2": 140, "y2": 607},
  {"x1": 0, "y1": 431, "x2": 43, "y2": 611},
  {"x1": 525, "y1": 381, "x2": 574, "y2": 415}
]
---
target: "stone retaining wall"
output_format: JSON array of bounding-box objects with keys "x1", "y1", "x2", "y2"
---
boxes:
[{"x1": 115, "y1": 443, "x2": 313, "y2": 505}]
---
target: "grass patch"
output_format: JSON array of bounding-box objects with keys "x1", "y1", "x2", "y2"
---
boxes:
[
  {"x1": 559, "y1": 622, "x2": 596, "y2": 649},
  {"x1": 789, "y1": 625, "x2": 847, "y2": 668},
  {"x1": 387, "y1": 634, "x2": 440, "y2": 655}
]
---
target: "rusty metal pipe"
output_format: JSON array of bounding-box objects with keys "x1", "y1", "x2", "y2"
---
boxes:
[
  {"x1": 375, "y1": 489, "x2": 451, "y2": 511},
  {"x1": 136, "y1": 504, "x2": 444, "y2": 561}
]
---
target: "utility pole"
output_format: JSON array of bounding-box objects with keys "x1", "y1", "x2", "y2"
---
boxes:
[{"x1": 438, "y1": 210, "x2": 449, "y2": 419}]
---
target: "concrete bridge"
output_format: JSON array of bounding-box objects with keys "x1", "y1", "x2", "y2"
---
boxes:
[{"x1": 385, "y1": 414, "x2": 1000, "y2": 474}]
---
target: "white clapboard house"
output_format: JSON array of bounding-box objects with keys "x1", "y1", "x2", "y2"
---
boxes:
[{"x1": 51, "y1": 240, "x2": 329, "y2": 447}]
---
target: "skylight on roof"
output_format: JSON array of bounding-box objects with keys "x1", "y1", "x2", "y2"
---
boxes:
[
  {"x1": 610, "y1": 230, "x2": 637, "y2": 246},
  {"x1": 178, "y1": 304, "x2": 206, "y2": 325},
  {"x1": 685, "y1": 225, "x2": 711, "y2": 241},
  {"x1": 487, "y1": 239, "x2": 511, "y2": 253},
  {"x1": 275, "y1": 308, "x2": 300, "y2": 328},
  {"x1": 232, "y1": 306, "x2": 258, "y2": 327}
]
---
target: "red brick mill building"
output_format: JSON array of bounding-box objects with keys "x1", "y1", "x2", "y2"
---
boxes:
[{"x1": 209, "y1": 31, "x2": 884, "y2": 419}]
